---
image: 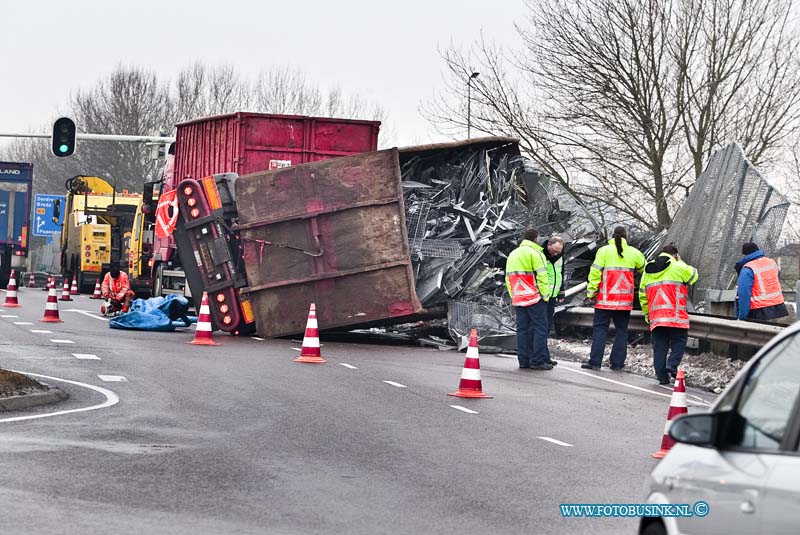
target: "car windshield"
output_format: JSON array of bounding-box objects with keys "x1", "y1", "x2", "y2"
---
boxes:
[{"x1": 735, "y1": 334, "x2": 800, "y2": 449}]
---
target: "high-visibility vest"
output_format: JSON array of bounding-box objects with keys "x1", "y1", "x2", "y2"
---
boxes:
[
  {"x1": 505, "y1": 240, "x2": 550, "y2": 306},
  {"x1": 645, "y1": 281, "x2": 690, "y2": 329},
  {"x1": 545, "y1": 255, "x2": 563, "y2": 299},
  {"x1": 744, "y1": 257, "x2": 784, "y2": 309},
  {"x1": 588, "y1": 239, "x2": 645, "y2": 310}
]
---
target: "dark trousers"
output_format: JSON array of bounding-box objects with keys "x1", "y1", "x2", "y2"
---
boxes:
[
  {"x1": 588, "y1": 308, "x2": 631, "y2": 367},
  {"x1": 651, "y1": 327, "x2": 688, "y2": 382},
  {"x1": 515, "y1": 301, "x2": 549, "y2": 367},
  {"x1": 545, "y1": 299, "x2": 556, "y2": 360}
]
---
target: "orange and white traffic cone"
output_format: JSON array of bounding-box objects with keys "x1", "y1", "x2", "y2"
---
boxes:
[
  {"x1": 59, "y1": 279, "x2": 73, "y2": 301},
  {"x1": 90, "y1": 279, "x2": 102, "y2": 299},
  {"x1": 28, "y1": 272, "x2": 35, "y2": 288},
  {"x1": 294, "y1": 303, "x2": 325, "y2": 363},
  {"x1": 4, "y1": 269, "x2": 20, "y2": 307},
  {"x1": 42, "y1": 275, "x2": 51, "y2": 291},
  {"x1": 448, "y1": 329, "x2": 492, "y2": 399},
  {"x1": 70, "y1": 276, "x2": 79, "y2": 295},
  {"x1": 40, "y1": 280, "x2": 63, "y2": 323},
  {"x1": 651, "y1": 370, "x2": 689, "y2": 459},
  {"x1": 189, "y1": 291, "x2": 218, "y2": 345}
]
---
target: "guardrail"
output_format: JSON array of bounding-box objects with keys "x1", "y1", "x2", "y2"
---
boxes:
[{"x1": 557, "y1": 307, "x2": 784, "y2": 347}]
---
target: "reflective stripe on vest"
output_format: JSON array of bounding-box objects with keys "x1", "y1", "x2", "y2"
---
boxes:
[
  {"x1": 507, "y1": 270, "x2": 543, "y2": 306},
  {"x1": 744, "y1": 257, "x2": 784, "y2": 309},
  {"x1": 646, "y1": 280, "x2": 690, "y2": 330},
  {"x1": 597, "y1": 267, "x2": 636, "y2": 310}
]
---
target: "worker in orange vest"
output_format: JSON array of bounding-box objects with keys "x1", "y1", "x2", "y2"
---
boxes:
[
  {"x1": 100, "y1": 264, "x2": 135, "y2": 315},
  {"x1": 736, "y1": 242, "x2": 788, "y2": 321}
]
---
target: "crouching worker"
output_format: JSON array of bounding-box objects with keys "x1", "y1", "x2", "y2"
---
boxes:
[{"x1": 100, "y1": 264, "x2": 135, "y2": 316}]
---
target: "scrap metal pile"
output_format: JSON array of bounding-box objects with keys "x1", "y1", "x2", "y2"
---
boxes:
[{"x1": 398, "y1": 138, "x2": 600, "y2": 345}]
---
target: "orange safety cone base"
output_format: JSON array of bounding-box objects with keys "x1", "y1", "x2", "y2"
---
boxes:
[
  {"x1": 294, "y1": 355, "x2": 326, "y2": 363},
  {"x1": 4, "y1": 303, "x2": 20, "y2": 308},
  {"x1": 448, "y1": 389, "x2": 493, "y2": 399},
  {"x1": 40, "y1": 317, "x2": 64, "y2": 323},
  {"x1": 188, "y1": 338, "x2": 219, "y2": 346}
]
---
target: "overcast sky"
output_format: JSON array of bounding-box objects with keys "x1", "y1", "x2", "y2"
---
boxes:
[{"x1": 0, "y1": 0, "x2": 527, "y2": 148}]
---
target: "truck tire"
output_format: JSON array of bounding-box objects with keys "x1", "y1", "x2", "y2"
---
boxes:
[{"x1": 153, "y1": 263, "x2": 164, "y2": 297}]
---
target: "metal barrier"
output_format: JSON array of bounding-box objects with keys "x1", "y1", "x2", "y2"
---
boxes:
[{"x1": 557, "y1": 307, "x2": 784, "y2": 347}]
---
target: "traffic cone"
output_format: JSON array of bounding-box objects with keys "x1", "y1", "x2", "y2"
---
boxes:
[
  {"x1": 651, "y1": 370, "x2": 689, "y2": 459},
  {"x1": 448, "y1": 329, "x2": 492, "y2": 399},
  {"x1": 28, "y1": 272, "x2": 35, "y2": 288},
  {"x1": 42, "y1": 275, "x2": 51, "y2": 291},
  {"x1": 189, "y1": 291, "x2": 218, "y2": 346},
  {"x1": 4, "y1": 269, "x2": 20, "y2": 307},
  {"x1": 90, "y1": 279, "x2": 102, "y2": 299},
  {"x1": 294, "y1": 303, "x2": 326, "y2": 363},
  {"x1": 59, "y1": 279, "x2": 73, "y2": 301},
  {"x1": 40, "y1": 280, "x2": 63, "y2": 323},
  {"x1": 70, "y1": 276, "x2": 79, "y2": 295}
]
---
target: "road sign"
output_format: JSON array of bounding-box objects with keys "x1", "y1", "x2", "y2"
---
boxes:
[{"x1": 33, "y1": 194, "x2": 65, "y2": 237}]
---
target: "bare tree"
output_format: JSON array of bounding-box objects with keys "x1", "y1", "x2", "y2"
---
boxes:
[
  {"x1": 173, "y1": 63, "x2": 251, "y2": 123},
  {"x1": 425, "y1": 0, "x2": 800, "y2": 231}
]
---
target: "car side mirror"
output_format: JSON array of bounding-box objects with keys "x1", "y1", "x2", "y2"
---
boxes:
[{"x1": 669, "y1": 413, "x2": 717, "y2": 447}]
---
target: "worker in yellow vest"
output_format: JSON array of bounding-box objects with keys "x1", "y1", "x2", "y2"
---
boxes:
[
  {"x1": 505, "y1": 228, "x2": 553, "y2": 370},
  {"x1": 639, "y1": 244, "x2": 699, "y2": 384},
  {"x1": 582, "y1": 227, "x2": 645, "y2": 371},
  {"x1": 736, "y1": 242, "x2": 788, "y2": 321}
]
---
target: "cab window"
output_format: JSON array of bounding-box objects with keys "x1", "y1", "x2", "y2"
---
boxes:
[{"x1": 726, "y1": 333, "x2": 800, "y2": 450}]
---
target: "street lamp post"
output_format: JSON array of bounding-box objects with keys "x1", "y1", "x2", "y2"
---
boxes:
[{"x1": 467, "y1": 72, "x2": 480, "y2": 139}]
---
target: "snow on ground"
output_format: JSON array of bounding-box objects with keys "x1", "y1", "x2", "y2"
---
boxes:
[{"x1": 549, "y1": 337, "x2": 746, "y2": 393}]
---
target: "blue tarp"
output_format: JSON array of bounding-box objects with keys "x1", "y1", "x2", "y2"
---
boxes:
[{"x1": 109, "y1": 295, "x2": 196, "y2": 331}]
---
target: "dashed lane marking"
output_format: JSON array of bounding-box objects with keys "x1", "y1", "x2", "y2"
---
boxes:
[
  {"x1": 291, "y1": 347, "x2": 301, "y2": 351},
  {"x1": 65, "y1": 309, "x2": 109, "y2": 322},
  {"x1": 339, "y1": 363, "x2": 358, "y2": 369},
  {"x1": 558, "y1": 364, "x2": 710, "y2": 407},
  {"x1": 450, "y1": 405, "x2": 478, "y2": 414},
  {"x1": 49, "y1": 339, "x2": 75, "y2": 344},
  {"x1": 539, "y1": 436, "x2": 574, "y2": 447},
  {"x1": 30, "y1": 329, "x2": 53, "y2": 334},
  {"x1": 383, "y1": 380, "x2": 407, "y2": 388},
  {"x1": 73, "y1": 353, "x2": 101, "y2": 360},
  {"x1": 98, "y1": 375, "x2": 128, "y2": 382},
  {"x1": 251, "y1": 336, "x2": 265, "y2": 341},
  {"x1": 13, "y1": 322, "x2": 33, "y2": 325},
  {"x1": 1, "y1": 315, "x2": 19, "y2": 318},
  {"x1": 0, "y1": 371, "x2": 119, "y2": 423}
]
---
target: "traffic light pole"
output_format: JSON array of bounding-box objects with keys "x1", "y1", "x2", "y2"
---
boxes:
[{"x1": 0, "y1": 132, "x2": 175, "y2": 143}]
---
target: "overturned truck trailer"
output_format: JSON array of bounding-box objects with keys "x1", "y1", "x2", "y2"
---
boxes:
[{"x1": 229, "y1": 137, "x2": 596, "y2": 337}]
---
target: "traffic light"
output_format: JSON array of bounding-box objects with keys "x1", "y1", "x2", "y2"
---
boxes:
[{"x1": 52, "y1": 117, "x2": 76, "y2": 157}]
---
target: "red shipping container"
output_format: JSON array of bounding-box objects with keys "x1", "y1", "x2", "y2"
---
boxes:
[{"x1": 174, "y1": 112, "x2": 381, "y2": 180}]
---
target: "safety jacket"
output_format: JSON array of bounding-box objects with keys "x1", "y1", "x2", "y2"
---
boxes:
[
  {"x1": 542, "y1": 239, "x2": 564, "y2": 300},
  {"x1": 505, "y1": 240, "x2": 551, "y2": 306},
  {"x1": 101, "y1": 271, "x2": 131, "y2": 301},
  {"x1": 743, "y1": 257, "x2": 784, "y2": 310},
  {"x1": 639, "y1": 253, "x2": 699, "y2": 330},
  {"x1": 587, "y1": 238, "x2": 645, "y2": 310}
]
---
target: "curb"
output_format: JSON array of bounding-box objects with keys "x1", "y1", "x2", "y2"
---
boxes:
[{"x1": 0, "y1": 386, "x2": 69, "y2": 412}]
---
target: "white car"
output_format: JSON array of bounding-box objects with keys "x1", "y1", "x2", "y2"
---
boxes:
[{"x1": 640, "y1": 320, "x2": 800, "y2": 535}]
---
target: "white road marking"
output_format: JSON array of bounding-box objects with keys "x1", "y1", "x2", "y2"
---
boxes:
[
  {"x1": 450, "y1": 405, "x2": 478, "y2": 414},
  {"x1": 558, "y1": 365, "x2": 710, "y2": 406},
  {"x1": 339, "y1": 363, "x2": 358, "y2": 369},
  {"x1": 49, "y1": 339, "x2": 75, "y2": 344},
  {"x1": 73, "y1": 353, "x2": 101, "y2": 360},
  {"x1": 98, "y1": 375, "x2": 128, "y2": 382},
  {"x1": 539, "y1": 436, "x2": 574, "y2": 447},
  {"x1": 65, "y1": 309, "x2": 109, "y2": 322},
  {"x1": 0, "y1": 371, "x2": 119, "y2": 423},
  {"x1": 251, "y1": 336, "x2": 265, "y2": 341},
  {"x1": 29, "y1": 329, "x2": 53, "y2": 334},
  {"x1": 1, "y1": 315, "x2": 19, "y2": 318},
  {"x1": 383, "y1": 380, "x2": 407, "y2": 388},
  {"x1": 13, "y1": 322, "x2": 33, "y2": 325},
  {"x1": 291, "y1": 347, "x2": 301, "y2": 351}
]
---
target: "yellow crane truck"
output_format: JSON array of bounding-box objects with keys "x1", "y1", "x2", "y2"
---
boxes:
[{"x1": 54, "y1": 175, "x2": 142, "y2": 293}]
